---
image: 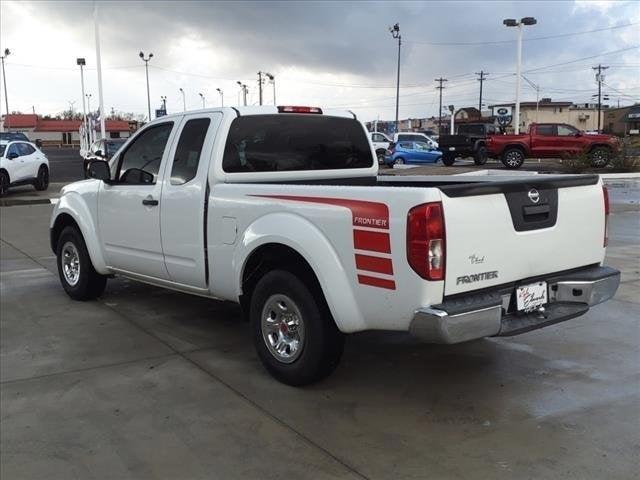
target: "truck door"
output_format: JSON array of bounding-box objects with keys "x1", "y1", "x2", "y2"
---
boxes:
[
  {"x1": 529, "y1": 124, "x2": 556, "y2": 157},
  {"x1": 556, "y1": 124, "x2": 583, "y2": 156},
  {"x1": 160, "y1": 112, "x2": 222, "y2": 288},
  {"x1": 97, "y1": 121, "x2": 176, "y2": 279}
]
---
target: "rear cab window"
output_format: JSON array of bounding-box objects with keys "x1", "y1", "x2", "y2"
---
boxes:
[{"x1": 222, "y1": 114, "x2": 373, "y2": 173}]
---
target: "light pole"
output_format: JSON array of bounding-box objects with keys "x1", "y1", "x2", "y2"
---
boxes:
[
  {"x1": 139, "y1": 51, "x2": 153, "y2": 120},
  {"x1": 199, "y1": 92, "x2": 205, "y2": 108},
  {"x1": 86, "y1": 93, "x2": 92, "y2": 112},
  {"x1": 503, "y1": 17, "x2": 537, "y2": 134},
  {"x1": 237, "y1": 81, "x2": 248, "y2": 106},
  {"x1": 448, "y1": 105, "x2": 455, "y2": 134},
  {"x1": 76, "y1": 58, "x2": 87, "y2": 129},
  {"x1": 216, "y1": 88, "x2": 224, "y2": 107},
  {"x1": 389, "y1": 23, "x2": 401, "y2": 134},
  {"x1": 160, "y1": 95, "x2": 167, "y2": 112},
  {"x1": 1, "y1": 48, "x2": 11, "y2": 127},
  {"x1": 266, "y1": 73, "x2": 275, "y2": 104},
  {"x1": 179, "y1": 88, "x2": 186, "y2": 111}
]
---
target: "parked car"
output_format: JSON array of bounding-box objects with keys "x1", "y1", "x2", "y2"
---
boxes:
[
  {"x1": 0, "y1": 132, "x2": 30, "y2": 142},
  {"x1": 82, "y1": 138, "x2": 127, "y2": 178},
  {"x1": 486, "y1": 123, "x2": 620, "y2": 169},
  {"x1": 370, "y1": 132, "x2": 392, "y2": 164},
  {"x1": 51, "y1": 106, "x2": 619, "y2": 385},
  {"x1": 438, "y1": 123, "x2": 498, "y2": 166},
  {"x1": 0, "y1": 140, "x2": 49, "y2": 197},
  {"x1": 385, "y1": 141, "x2": 442, "y2": 166},
  {"x1": 394, "y1": 132, "x2": 439, "y2": 149}
]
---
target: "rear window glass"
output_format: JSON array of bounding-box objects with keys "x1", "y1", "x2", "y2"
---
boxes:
[
  {"x1": 222, "y1": 115, "x2": 373, "y2": 173},
  {"x1": 397, "y1": 134, "x2": 425, "y2": 143},
  {"x1": 536, "y1": 125, "x2": 555, "y2": 136}
]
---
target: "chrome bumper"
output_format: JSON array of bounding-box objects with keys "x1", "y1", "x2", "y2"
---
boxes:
[{"x1": 410, "y1": 266, "x2": 620, "y2": 344}]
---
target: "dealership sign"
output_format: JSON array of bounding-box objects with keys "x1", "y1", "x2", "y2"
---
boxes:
[{"x1": 493, "y1": 106, "x2": 513, "y2": 127}]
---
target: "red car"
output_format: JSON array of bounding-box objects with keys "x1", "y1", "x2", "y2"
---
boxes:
[{"x1": 486, "y1": 123, "x2": 619, "y2": 169}]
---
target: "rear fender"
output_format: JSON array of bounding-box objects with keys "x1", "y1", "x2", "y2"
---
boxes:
[
  {"x1": 50, "y1": 192, "x2": 109, "y2": 274},
  {"x1": 234, "y1": 212, "x2": 365, "y2": 333}
]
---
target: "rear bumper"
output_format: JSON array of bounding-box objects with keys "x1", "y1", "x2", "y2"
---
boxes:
[{"x1": 409, "y1": 266, "x2": 620, "y2": 344}]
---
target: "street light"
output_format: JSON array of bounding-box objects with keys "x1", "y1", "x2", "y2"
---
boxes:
[
  {"x1": 160, "y1": 95, "x2": 167, "y2": 112},
  {"x1": 86, "y1": 93, "x2": 92, "y2": 112},
  {"x1": 265, "y1": 73, "x2": 276, "y2": 105},
  {"x1": 76, "y1": 58, "x2": 87, "y2": 127},
  {"x1": 503, "y1": 16, "x2": 537, "y2": 134},
  {"x1": 179, "y1": 87, "x2": 186, "y2": 111},
  {"x1": 389, "y1": 23, "x2": 401, "y2": 134},
  {"x1": 1, "y1": 48, "x2": 11, "y2": 129},
  {"x1": 237, "y1": 81, "x2": 248, "y2": 106},
  {"x1": 199, "y1": 92, "x2": 205, "y2": 108},
  {"x1": 139, "y1": 51, "x2": 153, "y2": 120},
  {"x1": 216, "y1": 88, "x2": 224, "y2": 107}
]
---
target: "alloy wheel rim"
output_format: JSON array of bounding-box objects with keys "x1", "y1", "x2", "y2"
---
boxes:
[
  {"x1": 261, "y1": 294, "x2": 305, "y2": 363},
  {"x1": 506, "y1": 151, "x2": 522, "y2": 167},
  {"x1": 61, "y1": 241, "x2": 81, "y2": 286}
]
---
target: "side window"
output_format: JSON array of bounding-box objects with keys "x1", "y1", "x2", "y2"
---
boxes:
[
  {"x1": 7, "y1": 143, "x2": 20, "y2": 157},
  {"x1": 117, "y1": 123, "x2": 173, "y2": 185},
  {"x1": 557, "y1": 125, "x2": 577, "y2": 136},
  {"x1": 18, "y1": 143, "x2": 35, "y2": 155},
  {"x1": 536, "y1": 125, "x2": 555, "y2": 136},
  {"x1": 170, "y1": 118, "x2": 211, "y2": 185},
  {"x1": 372, "y1": 134, "x2": 385, "y2": 143}
]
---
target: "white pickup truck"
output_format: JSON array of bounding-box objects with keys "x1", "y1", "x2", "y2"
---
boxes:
[{"x1": 50, "y1": 106, "x2": 620, "y2": 385}]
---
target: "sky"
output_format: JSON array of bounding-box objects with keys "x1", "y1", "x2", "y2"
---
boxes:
[{"x1": 0, "y1": 0, "x2": 638, "y2": 122}]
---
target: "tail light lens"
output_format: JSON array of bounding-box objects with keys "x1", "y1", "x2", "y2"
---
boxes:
[
  {"x1": 603, "y1": 185, "x2": 609, "y2": 247},
  {"x1": 277, "y1": 106, "x2": 322, "y2": 114},
  {"x1": 407, "y1": 202, "x2": 446, "y2": 280}
]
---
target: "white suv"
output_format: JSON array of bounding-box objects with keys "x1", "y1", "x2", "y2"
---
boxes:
[{"x1": 0, "y1": 140, "x2": 50, "y2": 197}]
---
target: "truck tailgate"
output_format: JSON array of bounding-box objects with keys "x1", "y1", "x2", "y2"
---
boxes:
[{"x1": 440, "y1": 176, "x2": 605, "y2": 296}]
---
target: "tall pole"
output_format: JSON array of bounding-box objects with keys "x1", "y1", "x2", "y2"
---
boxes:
[
  {"x1": 217, "y1": 88, "x2": 224, "y2": 107},
  {"x1": 199, "y1": 92, "x2": 205, "y2": 108},
  {"x1": 161, "y1": 96, "x2": 166, "y2": 111},
  {"x1": 389, "y1": 23, "x2": 401, "y2": 134},
  {"x1": 139, "y1": 52, "x2": 153, "y2": 121},
  {"x1": 514, "y1": 24, "x2": 523, "y2": 134},
  {"x1": 258, "y1": 72, "x2": 263, "y2": 106},
  {"x1": 593, "y1": 64, "x2": 609, "y2": 133},
  {"x1": 86, "y1": 94, "x2": 92, "y2": 112},
  {"x1": 179, "y1": 88, "x2": 185, "y2": 111},
  {"x1": 94, "y1": 4, "x2": 106, "y2": 140},
  {"x1": 1, "y1": 48, "x2": 11, "y2": 129},
  {"x1": 476, "y1": 70, "x2": 488, "y2": 113},
  {"x1": 265, "y1": 73, "x2": 275, "y2": 105},
  {"x1": 435, "y1": 77, "x2": 447, "y2": 135},
  {"x1": 237, "y1": 82, "x2": 247, "y2": 106},
  {"x1": 77, "y1": 58, "x2": 87, "y2": 143}
]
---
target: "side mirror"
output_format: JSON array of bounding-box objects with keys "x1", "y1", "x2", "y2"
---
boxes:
[
  {"x1": 87, "y1": 159, "x2": 111, "y2": 182},
  {"x1": 7, "y1": 152, "x2": 19, "y2": 160}
]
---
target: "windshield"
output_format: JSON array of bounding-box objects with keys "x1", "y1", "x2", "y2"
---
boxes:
[
  {"x1": 223, "y1": 114, "x2": 373, "y2": 172},
  {"x1": 0, "y1": 144, "x2": 6, "y2": 156}
]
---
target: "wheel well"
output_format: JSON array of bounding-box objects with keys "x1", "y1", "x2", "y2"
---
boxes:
[
  {"x1": 0, "y1": 168, "x2": 8, "y2": 182},
  {"x1": 50, "y1": 213, "x2": 80, "y2": 254},
  {"x1": 503, "y1": 144, "x2": 526, "y2": 155},
  {"x1": 375, "y1": 148, "x2": 387, "y2": 154},
  {"x1": 589, "y1": 144, "x2": 612, "y2": 152},
  {"x1": 240, "y1": 243, "x2": 324, "y2": 321}
]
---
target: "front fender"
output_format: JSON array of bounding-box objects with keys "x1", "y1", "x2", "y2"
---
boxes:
[
  {"x1": 50, "y1": 191, "x2": 109, "y2": 274},
  {"x1": 233, "y1": 212, "x2": 366, "y2": 333}
]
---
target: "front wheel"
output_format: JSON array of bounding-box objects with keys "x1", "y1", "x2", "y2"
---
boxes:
[
  {"x1": 56, "y1": 226, "x2": 107, "y2": 300},
  {"x1": 394, "y1": 157, "x2": 405, "y2": 165},
  {"x1": 0, "y1": 171, "x2": 9, "y2": 197},
  {"x1": 474, "y1": 146, "x2": 488, "y2": 165},
  {"x1": 34, "y1": 165, "x2": 49, "y2": 191},
  {"x1": 501, "y1": 148, "x2": 525, "y2": 169},
  {"x1": 376, "y1": 150, "x2": 386, "y2": 164},
  {"x1": 590, "y1": 146, "x2": 612, "y2": 168},
  {"x1": 250, "y1": 270, "x2": 344, "y2": 386},
  {"x1": 442, "y1": 153, "x2": 455, "y2": 166}
]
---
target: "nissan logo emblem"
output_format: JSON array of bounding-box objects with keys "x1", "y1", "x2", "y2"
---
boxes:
[{"x1": 528, "y1": 189, "x2": 540, "y2": 203}]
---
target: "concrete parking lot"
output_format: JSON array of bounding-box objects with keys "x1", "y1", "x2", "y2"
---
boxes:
[{"x1": 1, "y1": 181, "x2": 639, "y2": 479}]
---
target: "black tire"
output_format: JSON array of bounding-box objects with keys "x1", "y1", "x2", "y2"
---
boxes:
[
  {"x1": 442, "y1": 153, "x2": 455, "y2": 166},
  {"x1": 474, "y1": 146, "x2": 488, "y2": 165},
  {"x1": 0, "y1": 170, "x2": 9, "y2": 198},
  {"x1": 34, "y1": 165, "x2": 49, "y2": 191},
  {"x1": 56, "y1": 226, "x2": 107, "y2": 301},
  {"x1": 250, "y1": 269, "x2": 344, "y2": 386},
  {"x1": 394, "y1": 157, "x2": 405, "y2": 165},
  {"x1": 376, "y1": 150, "x2": 386, "y2": 165},
  {"x1": 590, "y1": 146, "x2": 612, "y2": 168},
  {"x1": 501, "y1": 147, "x2": 525, "y2": 169}
]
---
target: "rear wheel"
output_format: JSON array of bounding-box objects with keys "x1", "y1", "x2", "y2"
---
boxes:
[
  {"x1": 442, "y1": 153, "x2": 455, "y2": 166},
  {"x1": 56, "y1": 226, "x2": 107, "y2": 300},
  {"x1": 474, "y1": 146, "x2": 488, "y2": 165},
  {"x1": 0, "y1": 171, "x2": 9, "y2": 197},
  {"x1": 394, "y1": 157, "x2": 405, "y2": 165},
  {"x1": 501, "y1": 147, "x2": 525, "y2": 169},
  {"x1": 34, "y1": 165, "x2": 49, "y2": 191},
  {"x1": 250, "y1": 270, "x2": 344, "y2": 386},
  {"x1": 590, "y1": 146, "x2": 612, "y2": 168},
  {"x1": 376, "y1": 149, "x2": 386, "y2": 164}
]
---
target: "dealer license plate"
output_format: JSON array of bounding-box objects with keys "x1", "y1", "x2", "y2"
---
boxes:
[
  {"x1": 448, "y1": 147, "x2": 456, "y2": 151},
  {"x1": 516, "y1": 281, "x2": 548, "y2": 312}
]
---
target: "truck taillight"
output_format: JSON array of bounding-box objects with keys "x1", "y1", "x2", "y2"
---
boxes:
[
  {"x1": 603, "y1": 185, "x2": 609, "y2": 247},
  {"x1": 277, "y1": 106, "x2": 322, "y2": 114},
  {"x1": 407, "y1": 202, "x2": 446, "y2": 281}
]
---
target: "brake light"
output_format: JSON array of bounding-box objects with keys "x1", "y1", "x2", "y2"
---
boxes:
[
  {"x1": 603, "y1": 185, "x2": 609, "y2": 247},
  {"x1": 277, "y1": 106, "x2": 323, "y2": 114},
  {"x1": 407, "y1": 202, "x2": 446, "y2": 280}
]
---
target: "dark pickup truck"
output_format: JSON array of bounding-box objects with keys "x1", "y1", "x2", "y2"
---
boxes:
[{"x1": 438, "y1": 123, "x2": 498, "y2": 166}]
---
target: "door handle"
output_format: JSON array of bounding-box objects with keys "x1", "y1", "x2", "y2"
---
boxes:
[{"x1": 142, "y1": 196, "x2": 159, "y2": 206}]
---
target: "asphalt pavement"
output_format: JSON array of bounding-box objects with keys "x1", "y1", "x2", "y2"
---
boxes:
[
  {"x1": 1, "y1": 180, "x2": 638, "y2": 480},
  {"x1": 43, "y1": 148, "x2": 85, "y2": 183}
]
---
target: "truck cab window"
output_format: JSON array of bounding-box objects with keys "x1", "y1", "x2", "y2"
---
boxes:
[
  {"x1": 557, "y1": 125, "x2": 578, "y2": 136},
  {"x1": 117, "y1": 123, "x2": 173, "y2": 184},
  {"x1": 537, "y1": 125, "x2": 555, "y2": 136},
  {"x1": 170, "y1": 118, "x2": 211, "y2": 185}
]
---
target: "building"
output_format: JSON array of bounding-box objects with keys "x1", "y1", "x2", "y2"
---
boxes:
[
  {"x1": 1, "y1": 114, "x2": 132, "y2": 147},
  {"x1": 489, "y1": 99, "x2": 608, "y2": 132},
  {"x1": 603, "y1": 104, "x2": 640, "y2": 136}
]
